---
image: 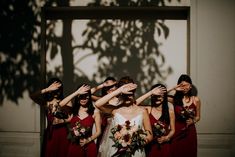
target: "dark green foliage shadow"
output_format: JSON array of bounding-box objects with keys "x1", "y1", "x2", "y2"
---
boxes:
[
  {"x1": 0, "y1": 0, "x2": 41, "y2": 104},
  {"x1": 0, "y1": 0, "x2": 179, "y2": 105},
  {"x1": 82, "y1": 0, "x2": 173, "y2": 95}
]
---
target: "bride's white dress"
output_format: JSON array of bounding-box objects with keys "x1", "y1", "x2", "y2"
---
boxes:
[{"x1": 99, "y1": 112, "x2": 146, "y2": 157}]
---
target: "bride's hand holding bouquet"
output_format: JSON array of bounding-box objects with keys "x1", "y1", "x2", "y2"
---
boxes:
[{"x1": 110, "y1": 120, "x2": 147, "y2": 157}]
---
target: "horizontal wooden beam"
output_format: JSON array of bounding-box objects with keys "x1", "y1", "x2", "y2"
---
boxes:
[{"x1": 43, "y1": 6, "x2": 189, "y2": 20}]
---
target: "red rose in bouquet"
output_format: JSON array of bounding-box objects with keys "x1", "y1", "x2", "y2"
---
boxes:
[
  {"x1": 110, "y1": 120, "x2": 147, "y2": 157},
  {"x1": 68, "y1": 121, "x2": 91, "y2": 143},
  {"x1": 152, "y1": 121, "x2": 167, "y2": 138},
  {"x1": 179, "y1": 106, "x2": 195, "y2": 121}
]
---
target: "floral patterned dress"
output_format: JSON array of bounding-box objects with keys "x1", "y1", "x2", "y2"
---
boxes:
[
  {"x1": 67, "y1": 115, "x2": 97, "y2": 157},
  {"x1": 170, "y1": 101, "x2": 197, "y2": 157}
]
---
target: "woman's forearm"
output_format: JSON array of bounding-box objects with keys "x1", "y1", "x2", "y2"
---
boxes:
[
  {"x1": 91, "y1": 83, "x2": 104, "y2": 94},
  {"x1": 59, "y1": 91, "x2": 78, "y2": 107},
  {"x1": 136, "y1": 91, "x2": 152, "y2": 105},
  {"x1": 95, "y1": 89, "x2": 120, "y2": 108}
]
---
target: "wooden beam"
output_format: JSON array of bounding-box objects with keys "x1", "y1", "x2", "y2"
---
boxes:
[{"x1": 43, "y1": 6, "x2": 189, "y2": 20}]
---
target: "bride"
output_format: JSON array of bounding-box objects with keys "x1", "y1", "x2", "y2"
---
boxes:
[{"x1": 95, "y1": 76, "x2": 153, "y2": 157}]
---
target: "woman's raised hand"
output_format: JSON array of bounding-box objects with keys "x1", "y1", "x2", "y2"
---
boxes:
[
  {"x1": 119, "y1": 83, "x2": 137, "y2": 94},
  {"x1": 75, "y1": 84, "x2": 90, "y2": 95},
  {"x1": 47, "y1": 81, "x2": 62, "y2": 92},
  {"x1": 151, "y1": 86, "x2": 167, "y2": 96},
  {"x1": 175, "y1": 83, "x2": 185, "y2": 91}
]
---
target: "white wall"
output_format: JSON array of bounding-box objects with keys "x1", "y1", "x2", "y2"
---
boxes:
[
  {"x1": 191, "y1": 0, "x2": 235, "y2": 156},
  {"x1": 0, "y1": 0, "x2": 235, "y2": 157}
]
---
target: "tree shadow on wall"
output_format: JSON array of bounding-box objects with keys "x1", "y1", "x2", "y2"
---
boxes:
[
  {"x1": 46, "y1": 0, "x2": 174, "y2": 96},
  {"x1": 0, "y1": 0, "x2": 75, "y2": 104},
  {"x1": 0, "y1": 0, "x2": 178, "y2": 105},
  {"x1": 81, "y1": 0, "x2": 174, "y2": 95},
  {"x1": 0, "y1": 0, "x2": 41, "y2": 105},
  {"x1": 80, "y1": 18, "x2": 172, "y2": 95}
]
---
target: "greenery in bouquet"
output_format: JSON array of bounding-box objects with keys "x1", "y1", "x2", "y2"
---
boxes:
[
  {"x1": 110, "y1": 120, "x2": 147, "y2": 157},
  {"x1": 67, "y1": 121, "x2": 91, "y2": 143},
  {"x1": 152, "y1": 121, "x2": 167, "y2": 138},
  {"x1": 180, "y1": 106, "x2": 195, "y2": 121}
]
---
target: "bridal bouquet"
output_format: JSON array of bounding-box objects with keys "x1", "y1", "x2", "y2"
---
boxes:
[
  {"x1": 152, "y1": 121, "x2": 167, "y2": 138},
  {"x1": 68, "y1": 121, "x2": 91, "y2": 143},
  {"x1": 179, "y1": 106, "x2": 195, "y2": 121},
  {"x1": 110, "y1": 120, "x2": 147, "y2": 157}
]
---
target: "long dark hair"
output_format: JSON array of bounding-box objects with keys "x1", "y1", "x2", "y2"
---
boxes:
[
  {"x1": 174, "y1": 74, "x2": 193, "y2": 107},
  {"x1": 117, "y1": 76, "x2": 134, "y2": 88},
  {"x1": 151, "y1": 84, "x2": 170, "y2": 124},
  {"x1": 44, "y1": 77, "x2": 63, "y2": 101},
  {"x1": 101, "y1": 76, "x2": 116, "y2": 96},
  {"x1": 72, "y1": 84, "x2": 94, "y2": 116}
]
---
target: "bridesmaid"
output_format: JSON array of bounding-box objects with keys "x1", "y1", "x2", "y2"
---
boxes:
[
  {"x1": 168, "y1": 74, "x2": 201, "y2": 157},
  {"x1": 136, "y1": 84, "x2": 175, "y2": 157},
  {"x1": 90, "y1": 76, "x2": 118, "y2": 154},
  {"x1": 30, "y1": 78, "x2": 72, "y2": 157},
  {"x1": 64, "y1": 84, "x2": 101, "y2": 157}
]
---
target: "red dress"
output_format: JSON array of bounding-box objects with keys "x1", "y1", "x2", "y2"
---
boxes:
[
  {"x1": 170, "y1": 103, "x2": 197, "y2": 157},
  {"x1": 146, "y1": 113, "x2": 171, "y2": 157},
  {"x1": 44, "y1": 113, "x2": 70, "y2": 157},
  {"x1": 67, "y1": 115, "x2": 97, "y2": 157}
]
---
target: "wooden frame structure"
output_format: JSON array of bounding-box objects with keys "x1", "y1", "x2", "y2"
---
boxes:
[{"x1": 40, "y1": 6, "x2": 190, "y2": 149}]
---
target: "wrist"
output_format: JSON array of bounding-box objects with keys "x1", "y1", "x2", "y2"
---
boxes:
[
  {"x1": 87, "y1": 137, "x2": 92, "y2": 143},
  {"x1": 100, "y1": 83, "x2": 104, "y2": 88},
  {"x1": 117, "y1": 88, "x2": 123, "y2": 95},
  {"x1": 165, "y1": 136, "x2": 170, "y2": 142},
  {"x1": 145, "y1": 138, "x2": 149, "y2": 144},
  {"x1": 42, "y1": 88, "x2": 47, "y2": 93}
]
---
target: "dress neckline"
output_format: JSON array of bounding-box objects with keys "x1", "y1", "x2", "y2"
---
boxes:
[
  {"x1": 115, "y1": 112, "x2": 142, "y2": 122},
  {"x1": 78, "y1": 115, "x2": 90, "y2": 120}
]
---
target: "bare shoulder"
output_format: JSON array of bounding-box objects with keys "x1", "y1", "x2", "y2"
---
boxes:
[
  {"x1": 111, "y1": 108, "x2": 118, "y2": 115},
  {"x1": 93, "y1": 109, "x2": 100, "y2": 116},
  {"x1": 94, "y1": 108, "x2": 100, "y2": 113},
  {"x1": 133, "y1": 105, "x2": 148, "y2": 115},
  {"x1": 167, "y1": 103, "x2": 174, "y2": 111},
  {"x1": 194, "y1": 96, "x2": 201, "y2": 104},
  {"x1": 134, "y1": 105, "x2": 144, "y2": 110},
  {"x1": 193, "y1": 96, "x2": 201, "y2": 108},
  {"x1": 194, "y1": 96, "x2": 200, "y2": 102}
]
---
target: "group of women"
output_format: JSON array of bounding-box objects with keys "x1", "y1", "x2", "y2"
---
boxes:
[{"x1": 30, "y1": 74, "x2": 201, "y2": 157}]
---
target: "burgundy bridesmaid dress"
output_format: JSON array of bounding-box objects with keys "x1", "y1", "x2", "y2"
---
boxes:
[
  {"x1": 45, "y1": 112, "x2": 70, "y2": 157},
  {"x1": 67, "y1": 115, "x2": 97, "y2": 157},
  {"x1": 146, "y1": 113, "x2": 171, "y2": 157},
  {"x1": 170, "y1": 104, "x2": 197, "y2": 157}
]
